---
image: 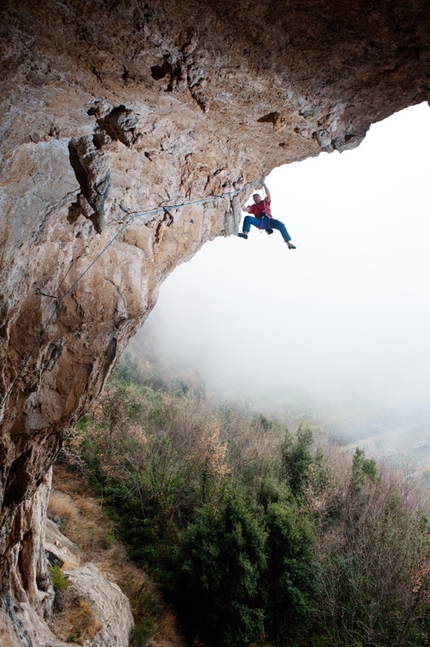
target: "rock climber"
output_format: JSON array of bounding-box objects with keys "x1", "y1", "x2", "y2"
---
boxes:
[{"x1": 238, "y1": 181, "x2": 296, "y2": 249}]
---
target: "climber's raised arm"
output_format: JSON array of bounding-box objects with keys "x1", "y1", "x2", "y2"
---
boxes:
[{"x1": 262, "y1": 181, "x2": 271, "y2": 202}]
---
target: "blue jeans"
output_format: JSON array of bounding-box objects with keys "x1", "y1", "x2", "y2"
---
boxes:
[{"x1": 242, "y1": 215, "x2": 291, "y2": 242}]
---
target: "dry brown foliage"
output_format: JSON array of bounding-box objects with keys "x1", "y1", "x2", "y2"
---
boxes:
[
  {"x1": 310, "y1": 452, "x2": 430, "y2": 647},
  {"x1": 54, "y1": 596, "x2": 101, "y2": 643},
  {"x1": 49, "y1": 462, "x2": 186, "y2": 647},
  {"x1": 49, "y1": 468, "x2": 112, "y2": 561},
  {"x1": 48, "y1": 491, "x2": 80, "y2": 527}
]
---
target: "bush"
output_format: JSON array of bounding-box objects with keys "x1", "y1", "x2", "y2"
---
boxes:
[
  {"x1": 48, "y1": 563, "x2": 70, "y2": 592},
  {"x1": 130, "y1": 619, "x2": 156, "y2": 646}
]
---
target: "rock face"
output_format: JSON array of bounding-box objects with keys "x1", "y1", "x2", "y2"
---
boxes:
[
  {"x1": 64, "y1": 563, "x2": 134, "y2": 647},
  {"x1": 1, "y1": 512, "x2": 134, "y2": 647},
  {"x1": 0, "y1": 0, "x2": 429, "y2": 643}
]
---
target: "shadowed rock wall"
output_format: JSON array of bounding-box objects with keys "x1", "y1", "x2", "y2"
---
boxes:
[{"x1": 1, "y1": 0, "x2": 429, "y2": 643}]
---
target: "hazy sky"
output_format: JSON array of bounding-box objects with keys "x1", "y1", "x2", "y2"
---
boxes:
[{"x1": 138, "y1": 103, "x2": 430, "y2": 434}]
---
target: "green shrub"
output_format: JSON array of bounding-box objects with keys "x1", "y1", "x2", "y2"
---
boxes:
[
  {"x1": 103, "y1": 530, "x2": 115, "y2": 548},
  {"x1": 351, "y1": 446, "x2": 378, "y2": 488},
  {"x1": 48, "y1": 563, "x2": 70, "y2": 592},
  {"x1": 130, "y1": 619, "x2": 156, "y2": 646}
]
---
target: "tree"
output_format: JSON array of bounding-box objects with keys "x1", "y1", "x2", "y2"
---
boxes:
[
  {"x1": 263, "y1": 500, "x2": 317, "y2": 645},
  {"x1": 177, "y1": 488, "x2": 267, "y2": 646},
  {"x1": 281, "y1": 426, "x2": 314, "y2": 497}
]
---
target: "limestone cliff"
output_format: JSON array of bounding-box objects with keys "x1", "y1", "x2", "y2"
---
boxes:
[{"x1": 1, "y1": 0, "x2": 429, "y2": 644}]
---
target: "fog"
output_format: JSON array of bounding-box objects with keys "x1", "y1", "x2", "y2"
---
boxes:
[{"x1": 134, "y1": 103, "x2": 430, "y2": 468}]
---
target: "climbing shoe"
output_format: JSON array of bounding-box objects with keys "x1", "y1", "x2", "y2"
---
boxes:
[
  {"x1": 266, "y1": 229, "x2": 274, "y2": 235},
  {"x1": 238, "y1": 233, "x2": 248, "y2": 239},
  {"x1": 287, "y1": 243, "x2": 296, "y2": 249}
]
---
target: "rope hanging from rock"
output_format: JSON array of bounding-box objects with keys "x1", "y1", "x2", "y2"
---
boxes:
[{"x1": 0, "y1": 178, "x2": 261, "y2": 410}]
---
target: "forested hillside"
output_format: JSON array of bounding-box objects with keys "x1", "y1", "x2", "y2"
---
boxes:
[{"x1": 66, "y1": 353, "x2": 430, "y2": 647}]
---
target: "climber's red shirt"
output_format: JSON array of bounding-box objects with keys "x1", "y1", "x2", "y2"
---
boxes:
[{"x1": 248, "y1": 198, "x2": 272, "y2": 218}]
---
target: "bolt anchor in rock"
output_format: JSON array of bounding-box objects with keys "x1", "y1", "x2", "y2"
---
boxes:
[{"x1": 35, "y1": 288, "x2": 58, "y2": 300}]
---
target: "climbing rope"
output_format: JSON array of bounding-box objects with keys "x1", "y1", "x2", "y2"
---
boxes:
[{"x1": 0, "y1": 178, "x2": 262, "y2": 410}]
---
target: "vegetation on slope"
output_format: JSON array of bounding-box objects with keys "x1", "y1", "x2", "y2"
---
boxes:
[
  {"x1": 48, "y1": 463, "x2": 179, "y2": 645},
  {"x1": 67, "y1": 353, "x2": 430, "y2": 647}
]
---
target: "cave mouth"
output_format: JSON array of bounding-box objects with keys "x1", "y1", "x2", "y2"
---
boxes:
[{"x1": 134, "y1": 103, "x2": 430, "y2": 471}]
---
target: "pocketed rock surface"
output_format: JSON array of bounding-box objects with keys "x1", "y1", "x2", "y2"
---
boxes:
[{"x1": 1, "y1": 1, "x2": 429, "y2": 644}]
